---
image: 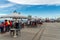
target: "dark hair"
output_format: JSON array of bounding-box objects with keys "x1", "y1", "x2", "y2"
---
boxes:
[
  {"x1": 5, "y1": 20, "x2": 7, "y2": 21},
  {"x1": 1, "y1": 22, "x2": 4, "y2": 24}
]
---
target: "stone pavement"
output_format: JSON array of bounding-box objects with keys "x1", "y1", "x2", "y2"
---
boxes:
[
  {"x1": 40, "y1": 23, "x2": 60, "y2": 40},
  {"x1": 0, "y1": 24, "x2": 44, "y2": 40},
  {"x1": 1, "y1": 23, "x2": 60, "y2": 40}
]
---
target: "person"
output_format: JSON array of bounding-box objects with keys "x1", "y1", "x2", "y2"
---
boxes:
[
  {"x1": 14, "y1": 19, "x2": 20, "y2": 35},
  {"x1": 27, "y1": 20, "x2": 30, "y2": 27},
  {"x1": 19, "y1": 20, "x2": 22, "y2": 29},
  {"x1": 21, "y1": 20, "x2": 24, "y2": 28},
  {"x1": 32, "y1": 21, "x2": 35, "y2": 27},
  {"x1": 39, "y1": 19, "x2": 43, "y2": 26},
  {"x1": 14, "y1": 19, "x2": 19, "y2": 29},
  {"x1": 0, "y1": 22, "x2": 4, "y2": 33},
  {"x1": 4, "y1": 20, "x2": 10, "y2": 32},
  {"x1": 9, "y1": 20, "x2": 13, "y2": 28}
]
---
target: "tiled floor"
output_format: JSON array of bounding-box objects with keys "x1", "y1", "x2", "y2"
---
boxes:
[
  {"x1": 0, "y1": 25, "x2": 42, "y2": 40},
  {"x1": 40, "y1": 23, "x2": 60, "y2": 40}
]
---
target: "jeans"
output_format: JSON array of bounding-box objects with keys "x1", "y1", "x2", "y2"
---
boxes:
[
  {"x1": 0, "y1": 27, "x2": 4, "y2": 33},
  {"x1": 5, "y1": 26, "x2": 10, "y2": 32}
]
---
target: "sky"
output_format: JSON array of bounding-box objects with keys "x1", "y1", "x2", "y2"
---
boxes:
[{"x1": 0, "y1": 0, "x2": 60, "y2": 18}]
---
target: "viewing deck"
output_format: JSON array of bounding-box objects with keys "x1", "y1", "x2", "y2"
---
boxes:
[{"x1": 0, "y1": 23, "x2": 60, "y2": 40}]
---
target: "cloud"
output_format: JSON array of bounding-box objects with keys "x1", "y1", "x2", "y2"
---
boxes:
[
  {"x1": 0, "y1": 14, "x2": 7, "y2": 16},
  {"x1": 8, "y1": 0, "x2": 60, "y2": 5},
  {"x1": 0, "y1": 3, "x2": 15, "y2": 8}
]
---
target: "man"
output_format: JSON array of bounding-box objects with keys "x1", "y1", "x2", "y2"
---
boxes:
[
  {"x1": 0, "y1": 22, "x2": 4, "y2": 33},
  {"x1": 4, "y1": 20, "x2": 10, "y2": 32}
]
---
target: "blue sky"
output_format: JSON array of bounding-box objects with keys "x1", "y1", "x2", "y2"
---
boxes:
[{"x1": 0, "y1": 0, "x2": 60, "y2": 18}]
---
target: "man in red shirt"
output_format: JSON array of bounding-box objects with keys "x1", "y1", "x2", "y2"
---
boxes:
[{"x1": 4, "y1": 20, "x2": 10, "y2": 32}]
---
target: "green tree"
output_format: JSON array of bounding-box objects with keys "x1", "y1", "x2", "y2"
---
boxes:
[{"x1": 28, "y1": 15, "x2": 32, "y2": 19}]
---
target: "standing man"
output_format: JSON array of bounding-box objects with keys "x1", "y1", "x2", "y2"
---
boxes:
[{"x1": 4, "y1": 20, "x2": 10, "y2": 32}]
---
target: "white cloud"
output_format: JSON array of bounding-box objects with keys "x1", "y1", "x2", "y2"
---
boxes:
[
  {"x1": 0, "y1": 3, "x2": 15, "y2": 8},
  {"x1": 0, "y1": 14, "x2": 7, "y2": 16},
  {"x1": 8, "y1": 0, "x2": 60, "y2": 5}
]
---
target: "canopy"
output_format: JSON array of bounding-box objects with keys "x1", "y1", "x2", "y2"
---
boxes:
[{"x1": 0, "y1": 12, "x2": 28, "y2": 19}]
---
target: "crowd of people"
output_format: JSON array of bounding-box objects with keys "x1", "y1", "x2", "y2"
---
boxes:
[
  {"x1": 0, "y1": 19, "x2": 23, "y2": 33},
  {"x1": 26, "y1": 19, "x2": 43, "y2": 27},
  {"x1": 0, "y1": 19, "x2": 43, "y2": 33},
  {"x1": 0, "y1": 20, "x2": 13, "y2": 33}
]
